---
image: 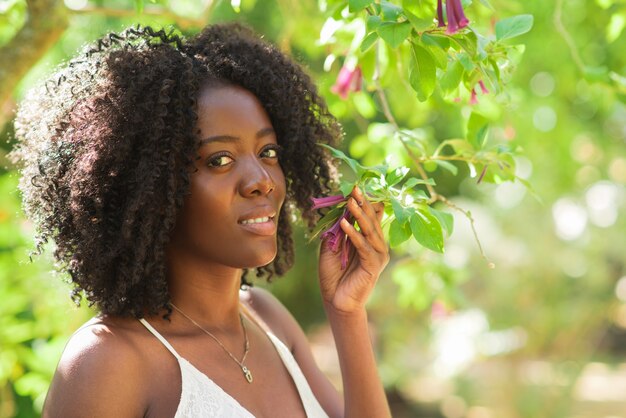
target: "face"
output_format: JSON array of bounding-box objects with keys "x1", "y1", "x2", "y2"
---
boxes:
[{"x1": 168, "y1": 84, "x2": 286, "y2": 270}]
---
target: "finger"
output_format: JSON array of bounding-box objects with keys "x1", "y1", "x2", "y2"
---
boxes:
[
  {"x1": 352, "y1": 187, "x2": 385, "y2": 240},
  {"x1": 346, "y1": 198, "x2": 386, "y2": 253},
  {"x1": 340, "y1": 219, "x2": 387, "y2": 274},
  {"x1": 339, "y1": 217, "x2": 371, "y2": 254}
]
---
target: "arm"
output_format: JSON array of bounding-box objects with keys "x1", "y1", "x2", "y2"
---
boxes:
[
  {"x1": 317, "y1": 186, "x2": 391, "y2": 418},
  {"x1": 43, "y1": 323, "x2": 147, "y2": 418}
]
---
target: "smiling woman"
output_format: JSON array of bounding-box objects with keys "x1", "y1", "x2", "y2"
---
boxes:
[{"x1": 10, "y1": 23, "x2": 391, "y2": 418}]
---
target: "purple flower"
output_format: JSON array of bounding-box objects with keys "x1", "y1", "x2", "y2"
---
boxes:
[
  {"x1": 320, "y1": 208, "x2": 355, "y2": 270},
  {"x1": 331, "y1": 65, "x2": 362, "y2": 100},
  {"x1": 321, "y1": 209, "x2": 350, "y2": 253},
  {"x1": 311, "y1": 194, "x2": 347, "y2": 210},
  {"x1": 445, "y1": 0, "x2": 470, "y2": 35},
  {"x1": 437, "y1": 0, "x2": 446, "y2": 27}
]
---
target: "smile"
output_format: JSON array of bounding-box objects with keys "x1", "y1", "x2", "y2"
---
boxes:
[
  {"x1": 238, "y1": 216, "x2": 277, "y2": 236},
  {"x1": 240, "y1": 216, "x2": 271, "y2": 225}
]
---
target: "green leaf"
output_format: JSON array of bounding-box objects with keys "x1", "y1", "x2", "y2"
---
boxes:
[
  {"x1": 440, "y1": 138, "x2": 475, "y2": 156},
  {"x1": 319, "y1": 144, "x2": 365, "y2": 177},
  {"x1": 429, "y1": 207, "x2": 454, "y2": 236},
  {"x1": 403, "y1": 177, "x2": 435, "y2": 190},
  {"x1": 432, "y1": 160, "x2": 459, "y2": 175},
  {"x1": 410, "y1": 207, "x2": 444, "y2": 253},
  {"x1": 381, "y1": 1, "x2": 403, "y2": 21},
  {"x1": 386, "y1": 166, "x2": 410, "y2": 186},
  {"x1": 404, "y1": 9, "x2": 433, "y2": 31},
  {"x1": 440, "y1": 60, "x2": 464, "y2": 95},
  {"x1": 421, "y1": 33, "x2": 450, "y2": 49},
  {"x1": 360, "y1": 32, "x2": 379, "y2": 53},
  {"x1": 495, "y1": 15, "x2": 534, "y2": 41},
  {"x1": 458, "y1": 52, "x2": 476, "y2": 71},
  {"x1": 349, "y1": 0, "x2": 374, "y2": 12},
  {"x1": 367, "y1": 15, "x2": 383, "y2": 31},
  {"x1": 409, "y1": 44, "x2": 436, "y2": 101},
  {"x1": 424, "y1": 43, "x2": 448, "y2": 69},
  {"x1": 391, "y1": 199, "x2": 410, "y2": 224},
  {"x1": 467, "y1": 112, "x2": 489, "y2": 149},
  {"x1": 340, "y1": 181, "x2": 357, "y2": 197},
  {"x1": 451, "y1": 33, "x2": 477, "y2": 57},
  {"x1": 377, "y1": 21, "x2": 412, "y2": 48},
  {"x1": 389, "y1": 218, "x2": 412, "y2": 247}
]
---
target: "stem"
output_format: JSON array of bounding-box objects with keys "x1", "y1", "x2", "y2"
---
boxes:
[
  {"x1": 372, "y1": 41, "x2": 438, "y2": 201},
  {"x1": 553, "y1": 0, "x2": 586, "y2": 73},
  {"x1": 436, "y1": 195, "x2": 493, "y2": 266}
]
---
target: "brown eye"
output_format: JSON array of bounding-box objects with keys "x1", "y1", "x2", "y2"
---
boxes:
[
  {"x1": 260, "y1": 145, "x2": 280, "y2": 159},
  {"x1": 207, "y1": 154, "x2": 234, "y2": 167}
]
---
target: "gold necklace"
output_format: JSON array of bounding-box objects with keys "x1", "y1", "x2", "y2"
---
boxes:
[{"x1": 170, "y1": 303, "x2": 253, "y2": 383}]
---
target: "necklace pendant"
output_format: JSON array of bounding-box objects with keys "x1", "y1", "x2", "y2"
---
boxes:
[{"x1": 242, "y1": 366, "x2": 253, "y2": 383}]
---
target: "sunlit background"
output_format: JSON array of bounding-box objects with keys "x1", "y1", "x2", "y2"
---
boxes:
[{"x1": 1, "y1": 0, "x2": 625, "y2": 417}]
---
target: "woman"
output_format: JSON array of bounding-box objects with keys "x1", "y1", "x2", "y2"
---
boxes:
[{"x1": 12, "y1": 23, "x2": 390, "y2": 417}]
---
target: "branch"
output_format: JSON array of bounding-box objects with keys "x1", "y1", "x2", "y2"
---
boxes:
[
  {"x1": 435, "y1": 194, "x2": 494, "y2": 267},
  {"x1": 372, "y1": 41, "x2": 438, "y2": 200},
  {"x1": 370, "y1": 40, "x2": 493, "y2": 265},
  {"x1": 0, "y1": 0, "x2": 68, "y2": 131},
  {"x1": 553, "y1": 0, "x2": 586, "y2": 73}
]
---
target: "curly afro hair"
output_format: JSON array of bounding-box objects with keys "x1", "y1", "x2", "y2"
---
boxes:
[{"x1": 11, "y1": 24, "x2": 341, "y2": 318}]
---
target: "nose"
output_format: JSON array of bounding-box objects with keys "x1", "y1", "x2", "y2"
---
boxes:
[{"x1": 239, "y1": 158, "x2": 276, "y2": 197}]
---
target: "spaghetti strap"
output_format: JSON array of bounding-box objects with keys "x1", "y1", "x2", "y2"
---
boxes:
[{"x1": 138, "y1": 318, "x2": 182, "y2": 360}]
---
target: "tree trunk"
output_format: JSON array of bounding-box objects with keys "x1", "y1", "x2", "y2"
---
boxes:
[{"x1": 0, "y1": 0, "x2": 68, "y2": 131}]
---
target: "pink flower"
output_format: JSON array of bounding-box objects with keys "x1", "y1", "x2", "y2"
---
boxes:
[
  {"x1": 331, "y1": 65, "x2": 362, "y2": 100},
  {"x1": 311, "y1": 194, "x2": 347, "y2": 210},
  {"x1": 470, "y1": 88, "x2": 478, "y2": 105},
  {"x1": 431, "y1": 300, "x2": 450, "y2": 320},
  {"x1": 444, "y1": 0, "x2": 470, "y2": 35},
  {"x1": 478, "y1": 80, "x2": 489, "y2": 94}
]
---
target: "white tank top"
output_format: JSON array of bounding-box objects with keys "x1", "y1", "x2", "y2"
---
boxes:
[{"x1": 138, "y1": 317, "x2": 330, "y2": 418}]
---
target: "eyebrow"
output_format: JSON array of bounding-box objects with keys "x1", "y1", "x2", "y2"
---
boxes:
[{"x1": 199, "y1": 127, "x2": 276, "y2": 145}]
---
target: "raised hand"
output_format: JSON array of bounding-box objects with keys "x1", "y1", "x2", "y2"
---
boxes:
[{"x1": 318, "y1": 186, "x2": 389, "y2": 315}]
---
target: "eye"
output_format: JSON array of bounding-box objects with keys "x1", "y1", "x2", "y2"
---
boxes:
[
  {"x1": 207, "y1": 153, "x2": 234, "y2": 168},
  {"x1": 260, "y1": 145, "x2": 281, "y2": 159}
]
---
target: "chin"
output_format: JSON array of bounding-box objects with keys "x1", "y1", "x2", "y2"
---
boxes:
[{"x1": 238, "y1": 249, "x2": 278, "y2": 270}]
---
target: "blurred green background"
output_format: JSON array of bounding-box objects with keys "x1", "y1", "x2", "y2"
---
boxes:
[{"x1": 1, "y1": 0, "x2": 625, "y2": 417}]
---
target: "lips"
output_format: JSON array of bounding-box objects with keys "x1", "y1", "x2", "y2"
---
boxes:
[{"x1": 238, "y1": 207, "x2": 277, "y2": 236}]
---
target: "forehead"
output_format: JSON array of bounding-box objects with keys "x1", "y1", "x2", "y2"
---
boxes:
[{"x1": 195, "y1": 84, "x2": 273, "y2": 135}]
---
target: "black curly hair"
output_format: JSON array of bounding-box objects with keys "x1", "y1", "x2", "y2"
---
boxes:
[{"x1": 11, "y1": 24, "x2": 341, "y2": 318}]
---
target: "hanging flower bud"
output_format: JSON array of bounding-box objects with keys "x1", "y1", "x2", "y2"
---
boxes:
[
  {"x1": 331, "y1": 65, "x2": 362, "y2": 100},
  {"x1": 445, "y1": 0, "x2": 470, "y2": 35},
  {"x1": 437, "y1": 0, "x2": 446, "y2": 28},
  {"x1": 311, "y1": 194, "x2": 347, "y2": 210},
  {"x1": 469, "y1": 88, "x2": 478, "y2": 105},
  {"x1": 478, "y1": 80, "x2": 489, "y2": 94}
]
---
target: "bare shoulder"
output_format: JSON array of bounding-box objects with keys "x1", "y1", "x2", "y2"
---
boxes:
[{"x1": 43, "y1": 316, "x2": 150, "y2": 418}]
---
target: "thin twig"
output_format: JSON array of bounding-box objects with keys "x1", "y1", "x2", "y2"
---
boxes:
[
  {"x1": 553, "y1": 0, "x2": 586, "y2": 73},
  {"x1": 372, "y1": 41, "x2": 438, "y2": 200},
  {"x1": 436, "y1": 195, "x2": 493, "y2": 267}
]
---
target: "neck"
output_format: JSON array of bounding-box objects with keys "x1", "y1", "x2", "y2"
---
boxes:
[{"x1": 166, "y1": 247, "x2": 245, "y2": 331}]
